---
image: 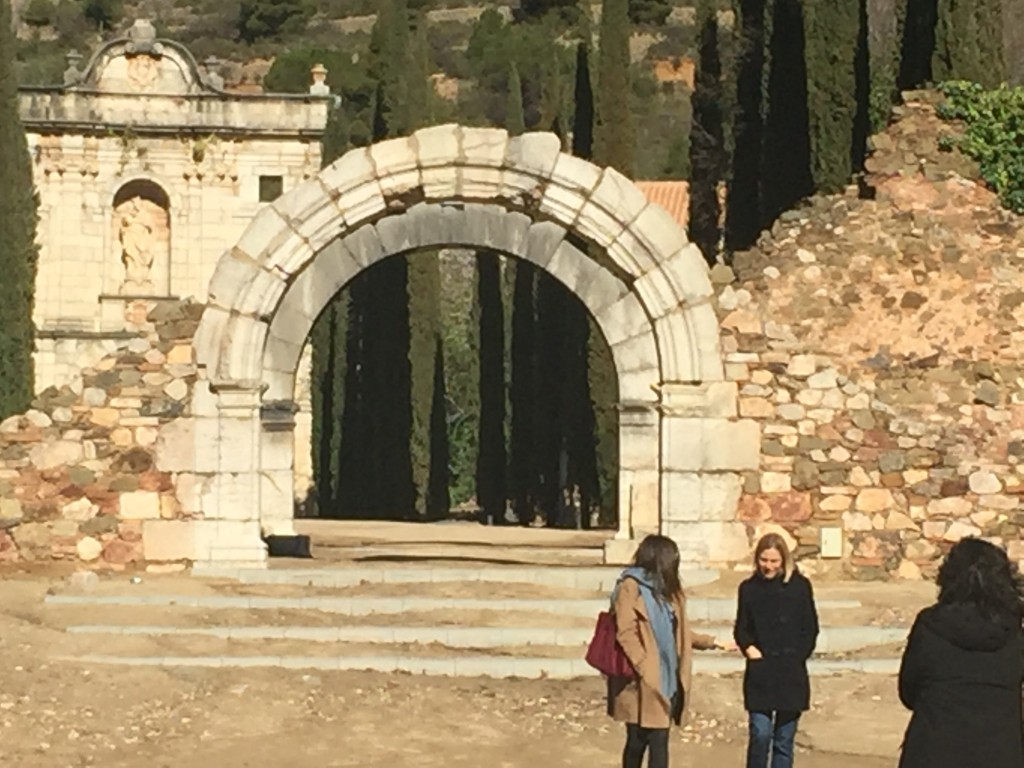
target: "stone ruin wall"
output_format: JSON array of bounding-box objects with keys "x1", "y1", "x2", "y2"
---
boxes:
[
  {"x1": 717, "y1": 93, "x2": 1024, "y2": 579},
  {"x1": 2, "y1": 93, "x2": 1024, "y2": 579},
  {"x1": 0, "y1": 302, "x2": 204, "y2": 569}
]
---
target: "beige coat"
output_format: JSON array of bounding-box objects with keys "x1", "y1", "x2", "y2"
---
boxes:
[{"x1": 606, "y1": 578, "x2": 716, "y2": 729}]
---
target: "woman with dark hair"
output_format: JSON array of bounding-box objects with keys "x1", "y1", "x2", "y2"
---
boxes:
[
  {"x1": 608, "y1": 534, "x2": 728, "y2": 768},
  {"x1": 734, "y1": 533, "x2": 819, "y2": 768},
  {"x1": 898, "y1": 537, "x2": 1024, "y2": 768}
]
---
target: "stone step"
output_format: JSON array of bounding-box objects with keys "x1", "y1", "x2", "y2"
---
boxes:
[
  {"x1": 63, "y1": 624, "x2": 907, "y2": 653},
  {"x1": 309, "y1": 544, "x2": 608, "y2": 566},
  {"x1": 56, "y1": 653, "x2": 901, "y2": 678},
  {"x1": 44, "y1": 594, "x2": 862, "y2": 622},
  {"x1": 191, "y1": 565, "x2": 720, "y2": 592}
]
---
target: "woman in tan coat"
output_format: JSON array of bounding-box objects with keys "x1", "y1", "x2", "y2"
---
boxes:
[{"x1": 607, "y1": 535, "x2": 726, "y2": 768}]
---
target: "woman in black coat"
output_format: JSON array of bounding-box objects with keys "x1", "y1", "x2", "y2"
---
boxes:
[
  {"x1": 898, "y1": 538, "x2": 1023, "y2": 768},
  {"x1": 733, "y1": 533, "x2": 819, "y2": 768}
]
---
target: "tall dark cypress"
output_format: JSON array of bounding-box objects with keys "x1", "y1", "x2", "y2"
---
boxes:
[
  {"x1": 933, "y1": 0, "x2": 1005, "y2": 86},
  {"x1": 803, "y1": 0, "x2": 860, "y2": 193},
  {"x1": 475, "y1": 251, "x2": 506, "y2": 525},
  {"x1": 509, "y1": 261, "x2": 537, "y2": 524},
  {"x1": 360, "y1": 0, "x2": 415, "y2": 517},
  {"x1": 725, "y1": 0, "x2": 768, "y2": 251},
  {"x1": 310, "y1": 104, "x2": 350, "y2": 519},
  {"x1": 0, "y1": 0, "x2": 40, "y2": 418},
  {"x1": 851, "y1": 0, "x2": 871, "y2": 172},
  {"x1": 688, "y1": 0, "x2": 728, "y2": 264},
  {"x1": 575, "y1": 38, "x2": 618, "y2": 528},
  {"x1": 899, "y1": 0, "x2": 939, "y2": 90},
  {"x1": 406, "y1": 11, "x2": 448, "y2": 519},
  {"x1": 595, "y1": 0, "x2": 635, "y2": 176},
  {"x1": 759, "y1": 0, "x2": 814, "y2": 223}
]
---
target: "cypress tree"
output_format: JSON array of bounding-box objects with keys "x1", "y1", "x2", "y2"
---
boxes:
[
  {"x1": 851, "y1": 0, "x2": 871, "y2": 172},
  {"x1": 509, "y1": 261, "x2": 537, "y2": 524},
  {"x1": 899, "y1": 0, "x2": 938, "y2": 90},
  {"x1": 725, "y1": 0, "x2": 768, "y2": 251},
  {"x1": 572, "y1": 43, "x2": 594, "y2": 158},
  {"x1": 759, "y1": 0, "x2": 814, "y2": 222},
  {"x1": 359, "y1": 0, "x2": 415, "y2": 517},
  {"x1": 803, "y1": 0, "x2": 860, "y2": 193},
  {"x1": 476, "y1": 251, "x2": 506, "y2": 525},
  {"x1": 933, "y1": 0, "x2": 1005, "y2": 87},
  {"x1": 406, "y1": 12, "x2": 448, "y2": 519},
  {"x1": 0, "y1": 0, "x2": 40, "y2": 418},
  {"x1": 507, "y1": 61, "x2": 526, "y2": 135},
  {"x1": 575, "y1": 37, "x2": 618, "y2": 528},
  {"x1": 595, "y1": 0, "x2": 635, "y2": 176},
  {"x1": 310, "y1": 104, "x2": 351, "y2": 519},
  {"x1": 427, "y1": 339, "x2": 450, "y2": 517},
  {"x1": 688, "y1": 0, "x2": 727, "y2": 264}
]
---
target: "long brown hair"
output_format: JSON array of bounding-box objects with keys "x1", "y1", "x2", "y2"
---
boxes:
[
  {"x1": 633, "y1": 534, "x2": 683, "y2": 601},
  {"x1": 753, "y1": 532, "x2": 794, "y2": 582}
]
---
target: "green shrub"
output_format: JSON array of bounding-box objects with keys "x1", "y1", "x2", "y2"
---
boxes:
[{"x1": 938, "y1": 81, "x2": 1024, "y2": 213}]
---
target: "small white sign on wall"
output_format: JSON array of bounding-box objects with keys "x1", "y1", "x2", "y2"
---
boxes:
[{"x1": 820, "y1": 527, "x2": 843, "y2": 559}]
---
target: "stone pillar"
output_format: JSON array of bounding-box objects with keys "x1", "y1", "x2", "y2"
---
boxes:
[
  {"x1": 260, "y1": 399, "x2": 298, "y2": 536},
  {"x1": 604, "y1": 401, "x2": 660, "y2": 564},
  {"x1": 196, "y1": 381, "x2": 268, "y2": 567},
  {"x1": 659, "y1": 382, "x2": 759, "y2": 566}
]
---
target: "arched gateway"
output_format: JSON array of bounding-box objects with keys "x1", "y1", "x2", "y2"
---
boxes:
[{"x1": 190, "y1": 125, "x2": 758, "y2": 567}]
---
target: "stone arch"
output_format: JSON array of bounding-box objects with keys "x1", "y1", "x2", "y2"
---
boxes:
[{"x1": 188, "y1": 125, "x2": 757, "y2": 568}]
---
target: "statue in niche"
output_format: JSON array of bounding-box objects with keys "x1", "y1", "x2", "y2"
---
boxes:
[{"x1": 116, "y1": 197, "x2": 162, "y2": 293}]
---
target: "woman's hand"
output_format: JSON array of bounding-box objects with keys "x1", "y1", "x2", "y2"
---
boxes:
[
  {"x1": 714, "y1": 637, "x2": 738, "y2": 652},
  {"x1": 745, "y1": 645, "x2": 764, "y2": 660}
]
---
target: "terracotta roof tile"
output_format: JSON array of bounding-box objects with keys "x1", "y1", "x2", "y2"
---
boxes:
[{"x1": 634, "y1": 180, "x2": 690, "y2": 230}]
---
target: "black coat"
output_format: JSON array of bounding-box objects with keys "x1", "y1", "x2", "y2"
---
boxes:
[
  {"x1": 733, "y1": 571, "x2": 819, "y2": 713},
  {"x1": 898, "y1": 604, "x2": 1024, "y2": 768}
]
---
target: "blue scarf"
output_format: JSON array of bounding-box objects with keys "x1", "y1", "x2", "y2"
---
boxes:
[{"x1": 616, "y1": 566, "x2": 678, "y2": 703}]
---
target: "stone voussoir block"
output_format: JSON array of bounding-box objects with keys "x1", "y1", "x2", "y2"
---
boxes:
[
  {"x1": 610, "y1": 331, "x2": 660, "y2": 375},
  {"x1": 458, "y1": 126, "x2": 509, "y2": 167},
  {"x1": 413, "y1": 124, "x2": 462, "y2": 169},
  {"x1": 595, "y1": 292, "x2": 652, "y2": 348},
  {"x1": 218, "y1": 315, "x2": 269, "y2": 383},
  {"x1": 320, "y1": 146, "x2": 377, "y2": 197}
]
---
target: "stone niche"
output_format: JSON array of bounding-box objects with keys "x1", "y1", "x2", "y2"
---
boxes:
[{"x1": 111, "y1": 179, "x2": 171, "y2": 297}]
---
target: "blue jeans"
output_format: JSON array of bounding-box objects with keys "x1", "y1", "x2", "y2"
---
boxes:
[{"x1": 746, "y1": 711, "x2": 800, "y2": 768}]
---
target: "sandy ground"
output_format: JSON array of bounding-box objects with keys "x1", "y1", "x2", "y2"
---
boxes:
[{"x1": 0, "y1": 565, "x2": 912, "y2": 768}]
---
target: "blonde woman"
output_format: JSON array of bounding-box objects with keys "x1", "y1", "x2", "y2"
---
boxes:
[{"x1": 733, "y1": 533, "x2": 819, "y2": 768}]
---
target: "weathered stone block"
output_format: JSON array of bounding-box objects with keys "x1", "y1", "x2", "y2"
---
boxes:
[
  {"x1": 120, "y1": 490, "x2": 160, "y2": 520},
  {"x1": 520, "y1": 221, "x2": 566, "y2": 271},
  {"x1": 320, "y1": 146, "x2": 376, "y2": 196},
  {"x1": 413, "y1": 125, "x2": 461, "y2": 168},
  {"x1": 611, "y1": 332, "x2": 660, "y2": 375},
  {"x1": 595, "y1": 293, "x2": 651, "y2": 348},
  {"x1": 662, "y1": 471, "x2": 743, "y2": 523},
  {"x1": 143, "y1": 520, "x2": 199, "y2": 561},
  {"x1": 460, "y1": 127, "x2": 509, "y2": 167},
  {"x1": 662, "y1": 418, "x2": 760, "y2": 472},
  {"x1": 503, "y1": 132, "x2": 562, "y2": 179}
]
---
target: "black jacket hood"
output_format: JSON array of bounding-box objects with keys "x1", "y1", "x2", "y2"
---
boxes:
[{"x1": 922, "y1": 603, "x2": 1017, "y2": 652}]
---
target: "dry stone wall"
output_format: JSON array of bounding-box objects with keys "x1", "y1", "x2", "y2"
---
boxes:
[
  {"x1": 718, "y1": 93, "x2": 1024, "y2": 579},
  {"x1": 0, "y1": 302, "x2": 202, "y2": 569}
]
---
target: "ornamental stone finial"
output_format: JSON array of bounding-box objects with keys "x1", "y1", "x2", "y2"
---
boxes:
[
  {"x1": 125, "y1": 19, "x2": 163, "y2": 55},
  {"x1": 63, "y1": 50, "x2": 84, "y2": 86},
  {"x1": 309, "y1": 63, "x2": 329, "y2": 96}
]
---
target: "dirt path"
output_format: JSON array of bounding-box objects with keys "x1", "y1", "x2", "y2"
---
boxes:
[{"x1": 1, "y1": 571, "x2": 907, "y2": 768}]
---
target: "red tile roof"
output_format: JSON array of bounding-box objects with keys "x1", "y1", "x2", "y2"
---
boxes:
[{"x1": 635, "y1": 180, "x2": 690, "y2": 230}]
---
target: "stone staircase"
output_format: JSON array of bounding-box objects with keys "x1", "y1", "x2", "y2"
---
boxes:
[{"x1": 43, "y1": 564, "x2": 907, "y2": 678}]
